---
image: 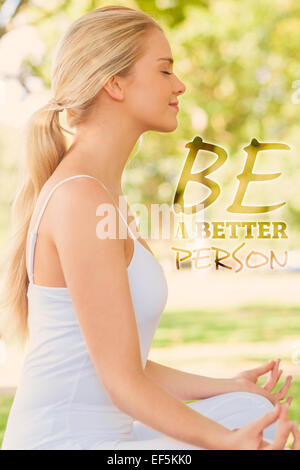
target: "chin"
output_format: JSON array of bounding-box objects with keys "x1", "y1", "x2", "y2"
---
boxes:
[
  {"x1": 150, "y1": 120, "x2": 178, "y2": 133},
  {"x1": 163, "y1": 121, "x2": 178, "y2": 132}
]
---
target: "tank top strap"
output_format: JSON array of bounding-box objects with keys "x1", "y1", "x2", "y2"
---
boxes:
[{"x1": 27, "y1": 174, "x2": 137, "y2": 284}]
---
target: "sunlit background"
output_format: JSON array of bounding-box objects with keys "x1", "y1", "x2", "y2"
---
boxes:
[{"x1": 0, "y1": 0, "x2": 300, "y2": 446}]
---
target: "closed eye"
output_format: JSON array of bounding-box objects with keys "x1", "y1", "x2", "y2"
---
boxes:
[{"x1": 162, "y1": 71, "x2": 172, "y2": 75}]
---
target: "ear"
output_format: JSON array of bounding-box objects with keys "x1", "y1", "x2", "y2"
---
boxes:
[{"x1": 102, "y1": 75, "x2": 124, "y2": 101}]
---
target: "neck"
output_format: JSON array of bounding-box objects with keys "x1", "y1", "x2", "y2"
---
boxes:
[{"x1": 61, "y1": 115, "x2": 144, "y2": 196}]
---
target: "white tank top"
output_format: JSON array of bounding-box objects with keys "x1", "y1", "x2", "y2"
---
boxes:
[{"x1": 2, "y1": 174, "x2": 168, "y2": 450}]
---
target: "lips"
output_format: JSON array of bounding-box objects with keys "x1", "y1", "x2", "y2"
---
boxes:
[{"x1": 169, "y1": 102, "x2": 179, "y2": 110}]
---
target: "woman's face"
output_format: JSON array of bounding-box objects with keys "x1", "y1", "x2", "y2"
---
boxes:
[{"x1": 123, "y1": 28, "x2": 186, "y2": 133}]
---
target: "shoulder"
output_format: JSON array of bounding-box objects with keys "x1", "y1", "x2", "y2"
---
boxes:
[
  {"x1": 47, "y1": 175, "x2": 115, "y2": 216},
  {"x1": 46, "y1": 176, "x2": 123, "y2": 244},
  {"x1": 49, "y1": 176, "x2": 110, "y2": 206}
]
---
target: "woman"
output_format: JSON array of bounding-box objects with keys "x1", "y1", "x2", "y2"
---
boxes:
[{"x1": 1, "y1": 5, "x2": 299, "y2": 450}]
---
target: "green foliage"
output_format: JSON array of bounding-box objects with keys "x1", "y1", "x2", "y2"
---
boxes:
[
  {"x1": 1, "y1": 0, "x2": 298, "y2": 242},
  {"x1": 0, "y1": 1, "x2": 300, "y2": 242}
]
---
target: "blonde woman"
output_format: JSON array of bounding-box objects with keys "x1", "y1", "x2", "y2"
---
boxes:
[{"x1": 1, "y1": 5, "x2": 299, "y2": 450}]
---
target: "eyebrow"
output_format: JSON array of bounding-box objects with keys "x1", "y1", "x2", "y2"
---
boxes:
[{"x1": 157, "y1": 57, "x2": 174, "y2": 64}]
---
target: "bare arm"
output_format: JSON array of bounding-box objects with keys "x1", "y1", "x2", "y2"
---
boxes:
[
  {"x1": 49, "y1": 179, "x2": 244, "y2": 450},
  {"x1": 145, "y1": 360, "x2": 241, "y2": 401}
]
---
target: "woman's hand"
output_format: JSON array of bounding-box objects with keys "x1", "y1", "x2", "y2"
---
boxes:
[
  {"x1": 227, "y1": 401, "x2": 300, "y2": 450},
  {"x1": 233, "y1": 358, "x2": 293, "y2": 406}
]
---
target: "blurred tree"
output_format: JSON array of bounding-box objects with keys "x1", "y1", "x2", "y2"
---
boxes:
[{"x1": 0, "y1": 0, "x2": 299, "y2": 247}]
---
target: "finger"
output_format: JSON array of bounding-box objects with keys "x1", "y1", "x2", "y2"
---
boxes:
[
  {"x1": 250, "y1": 402, "x2": 281, "y2": 433},
  {"x1": 256, "y1": 360, "x2": 275, "y2": 378},
  {"x1": 273, "y1": 358, "x2": 281, "y2": 377},
  {"x1": 264, "y1": 367, "x2": 283, "y2": 392},
  {"x1": 259, "y1": 359, "x2": 275, "y2": 372},
  {"x1": 276, "y1": 369, "x2": 283, "y2": 381},
  {"x1": 270, "y1": 402, "x2": 292, "y2": 450},
  {"x1": 275, "y1": 375, "x2": 293, "y2": 401},
  {"x1": 291, "y1": 421, "x2": 300, "y2": 450},
  {"x1": 263, "y1": 359, "x2": 280, "y2": 390},
  {"x1": 284, "y1": 396, "x2": 294, "y2": 407}
]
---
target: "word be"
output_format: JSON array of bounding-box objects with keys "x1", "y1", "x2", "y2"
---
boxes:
[{"x1": 173, "y1": 137, "x2": 290, "y2": 214}]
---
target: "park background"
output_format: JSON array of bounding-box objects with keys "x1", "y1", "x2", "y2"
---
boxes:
[{"x1": 0, "y1": 0, "x2": 300, "y2": 448}]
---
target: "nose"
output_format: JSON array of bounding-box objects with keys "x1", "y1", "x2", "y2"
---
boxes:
[{"x1": 174, "y1": 75, "x2": 186, "y2": 97}]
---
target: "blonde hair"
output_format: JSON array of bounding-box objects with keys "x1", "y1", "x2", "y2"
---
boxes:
[{"x1": 0, "y1": 5, "x2": 163, "y2": 346}]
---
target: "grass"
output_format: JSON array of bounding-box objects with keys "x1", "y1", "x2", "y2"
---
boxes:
[
  {"x1": 0, "y1": 395, "x2": 13, "y2": 447},
  {"x1": 152, "y1": 304, "x2": 300, "y2": 347}
]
